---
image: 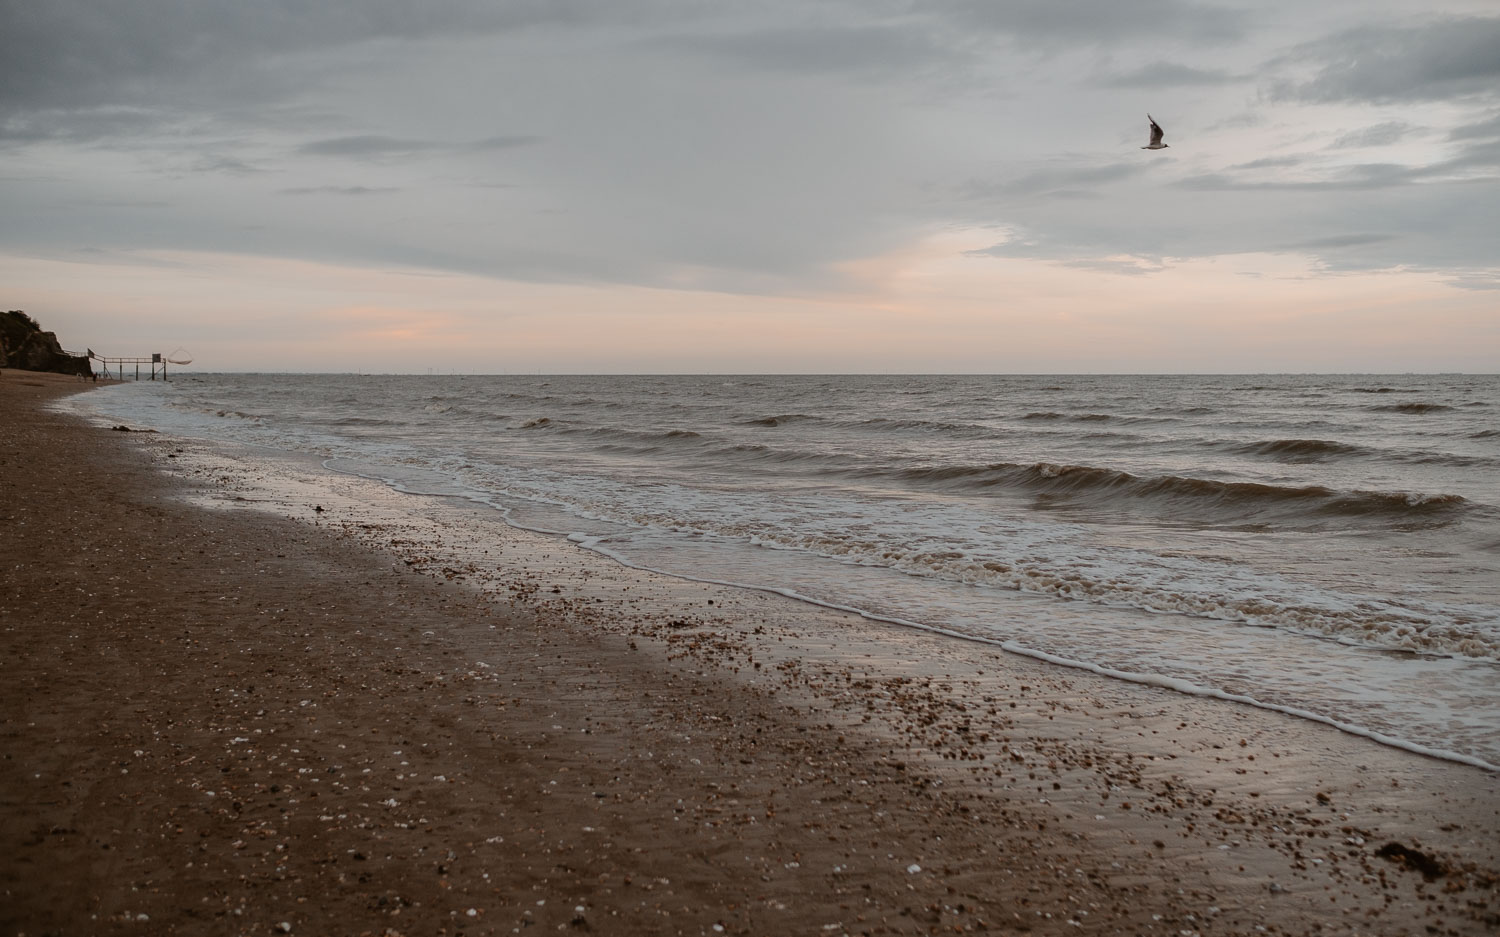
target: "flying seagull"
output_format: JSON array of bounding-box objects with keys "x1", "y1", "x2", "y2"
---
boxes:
[{"x1": 1142, "y1": 114, "x2": 1168, "y2": 150}]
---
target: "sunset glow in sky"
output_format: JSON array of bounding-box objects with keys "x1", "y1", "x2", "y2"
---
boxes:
[{"x1": 3, "y1": 1, "x2": 1498, "y2": 372}]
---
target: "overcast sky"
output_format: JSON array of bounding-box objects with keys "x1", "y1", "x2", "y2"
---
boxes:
[{"x1": 2, "y1": 0, "x2": 1497, "y2": 372}]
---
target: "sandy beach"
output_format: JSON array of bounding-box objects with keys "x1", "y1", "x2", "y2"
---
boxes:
[{"x1": 3, "y1": 373, "x2": 1497, "y2": 936}]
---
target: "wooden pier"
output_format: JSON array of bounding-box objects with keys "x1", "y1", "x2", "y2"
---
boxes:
[{"x1": 87, "y1": 350, "x2": 175, "y2": 381}]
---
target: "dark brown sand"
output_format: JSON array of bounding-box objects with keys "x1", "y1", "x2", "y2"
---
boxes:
[{"x1": 3, "y1": 372, "x2": 1497, "y2": 936}]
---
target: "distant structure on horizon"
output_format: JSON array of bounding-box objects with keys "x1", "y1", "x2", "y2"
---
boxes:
[
  {"x1": 0, "y1": 310, "x2": 196, "y2": 381},
  {"x1": 89, "y1": 347, "x2": 193, "y2": 381}
]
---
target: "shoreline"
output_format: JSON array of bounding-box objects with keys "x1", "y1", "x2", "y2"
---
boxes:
[
  {"x1": 79, "y1": 378, "x2": 1500, "y2": 773},
  {"x1": 4, "y1": 371, "x2": 1498, "y2": 935},
  {"x1": 519, "y1": 531, "x2": 1500, "y2": 775},
  {"x1": 73, "y1": 374, "x2": 1500, "y2": 774}
]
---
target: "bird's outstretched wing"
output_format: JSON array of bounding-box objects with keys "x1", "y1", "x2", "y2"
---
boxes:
[{"x1": 1147, "y1": 114, "x2": 1165, "y2": 147}]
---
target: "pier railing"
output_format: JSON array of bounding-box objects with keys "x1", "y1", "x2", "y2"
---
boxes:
[{"x1": 88, "y1": 351, "x2": 170, "y2": 381}]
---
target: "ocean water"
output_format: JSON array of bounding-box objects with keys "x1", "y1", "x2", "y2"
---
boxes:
[{"x1": 74, "y1": 374, "x2": 1500, "y2": 769}]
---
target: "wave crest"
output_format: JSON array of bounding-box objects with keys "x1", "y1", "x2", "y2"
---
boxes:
[
  {"x1": 891, "y1": 459, "x2": 1468, "y2": 526},
  {"x1": 1234, "y1": 438, "x2": 1369, "y2": 461},
  {"x1": 744, "y1": 413, "x2": 816, "y2": 427},
  {"x1": 1372, "y1": 402, "x2": 1453, "y2": 414}
]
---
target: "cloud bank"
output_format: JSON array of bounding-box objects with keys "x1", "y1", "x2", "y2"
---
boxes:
[{"x1": 1, "y1": 0, "x2": 1497, "y2": 369}]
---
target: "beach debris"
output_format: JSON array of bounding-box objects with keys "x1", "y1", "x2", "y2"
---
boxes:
[{"x1": 1375, "y1": 841, "x2": 1447, "y2": 881}]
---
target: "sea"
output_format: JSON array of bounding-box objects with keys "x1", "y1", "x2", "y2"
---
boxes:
[{"x1": 71, "y1": 373, "x2": 1500, "y2": 770}]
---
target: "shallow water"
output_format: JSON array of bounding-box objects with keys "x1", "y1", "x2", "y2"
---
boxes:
[{"x1": 73, "y1": 373, "x2": 1500, "y2": 768}]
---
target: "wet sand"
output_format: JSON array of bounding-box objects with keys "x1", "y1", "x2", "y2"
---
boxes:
[{"x1": 3, "y1": 371, "x2": 1497, "y2": 936}]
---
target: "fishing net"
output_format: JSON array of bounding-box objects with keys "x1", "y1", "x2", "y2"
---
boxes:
[{"x1": 166, "y1": 347, "x2": 194, "y2": 365}]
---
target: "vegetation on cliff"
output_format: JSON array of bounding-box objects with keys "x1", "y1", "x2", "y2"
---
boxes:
[{"x1": 0, "y1": 311, "x2": 92, "y2": 377}]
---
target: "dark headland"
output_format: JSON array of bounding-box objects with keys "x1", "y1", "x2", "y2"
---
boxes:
[{"x1": 0, "y1": 311, "x2": 92, "y2": 378}]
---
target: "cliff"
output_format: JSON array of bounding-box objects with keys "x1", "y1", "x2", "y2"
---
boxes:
[{"x1": 0, "y1": 311, "x2": 93, "y2": 377}]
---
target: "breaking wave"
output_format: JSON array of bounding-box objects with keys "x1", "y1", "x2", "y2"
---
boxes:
[
  {"x1": 1232, "y1": 438, "x2": 1371, "y2": 461},
  {"x1": 1373, "y1": 402, "x2": 1454, "y2": 414},
  {"x1": 744, "y1": 413, "x2": 819, "y2": 427},
  {"x1": 1022, "y1": 411, "x2": 1116, "y2": 422},
  {"x1": 889, "y1": 459, "x2": 1468, "y2": 526},
  {"x1": 727, "y1": 525, "x2": 1500, "y2": 662},
  {"x1": 855, "y1": 417, "x2": 992, "y2": 436}
]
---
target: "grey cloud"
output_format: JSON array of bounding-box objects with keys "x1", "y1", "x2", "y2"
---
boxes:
[
  {"x1": 948, "y1": 125, "x2": 1499, "y2": 279},
  {"x1": 1269, "y1": 17, "x2": 1500, "y2": 104},
  {"x1": 1329, "y1": 122, "x2": 1419, "y2": 150},
  {"x1": 298, "y1": 134, "x2": 541, "y2": 160},
  {"x1": 965, "y1": 162, "x2": 1150, "y2": 201},
  {"x1": 1059, "y1": 257, "x2": 1165, "y2": 275},
  {"x1": 75, "y1": 198, "x2": 172, "y2": 210},
  {"x1": 1206, "y1": 111, "x2": 1265, "y2": 131},
  {"x1": 921, "y1": 0, "x2": 1246, "y2": 44},
  {"x1": 471, "y1": 135, "x2": 543, "y2": 151},
  {"x1": 967, "y1": 229, "x2": 1171, "y2": 270},
  {"x1": 189, "y1": 155, "x2": 266, "y2": 175},
  {"x1": 1176, "y1": 172, "x2": 1237, "y2": 190},
  {"x1": 1185, "y1": 133, "x2": 1500, "y2": 193},
  {"x1": 0, "y1": 0, "x2": 697, "y2": 113},
  {"x1": 279, "y1": 186, "x2": 399, "y2": 196},
  {"x1": 5, "y1": 0, "x2": 1497, "y2": 304},
  {"x1": 1445, "y1": 275, "x2": 1500, "y2": 291},
  {"x1": 645, "y1": 23, "x2": 961, "y2": 79},
  {"x1": 1101, "y1": 62, "x2": 1242, "y2": 88},
  {"x1": 966, "y1": 175, "x2": 1499, "y2": 279},
  {"x1": 1275, "y1": 233, "x2": 1396, "y2": 250},
  {"x1": 1447, "y1": 136, "x2": 1500, "y2": 174},
  {"x1": 0, "y1": 105, "x2": 180, "y2": 145},
  {"x1": 1228, "y1": 155, "x2": 1307, "y2": 170},
  {"x1": 965, "y1": 234, "x2": 1064, "y2": 260},
  {"x1": 451, "y1": 180, "x2": 521, "y2": 190},
  {"x1": 1178, "y1": 164, "x2": 1417, "y2": 191},
  {"x1": 298, "y1": 135, "x2": 443, "y2": 158},
  {"x1": 1449, "y1": 110, "x2": 1500, "y2": 141}
]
